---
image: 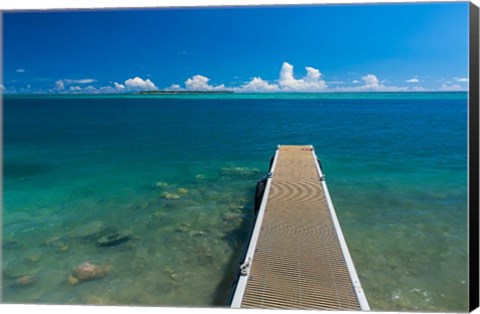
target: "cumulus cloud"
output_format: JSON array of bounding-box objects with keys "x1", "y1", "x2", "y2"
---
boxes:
[
  {"x1": 454, "y1": 77, "x2": 469, "y2": 83},
  {"x1": 1, "y1": 84, "x2": 5, "y2": 91},
  {"x1": 278, "y1": 63, "x2": 327, "y2": 91},
  {"x1": 236, "y1": 62, "x2": 327, "y2": 92},
  {"x1": 235, "y1": 63, "x2": 412, "y2": 93},
  {"x1": 67, "y1": 85, "x2": 121, "y2": 94},
  {"x1": 55, "y1": 80, "x2": 65, "y2": 90},
  {"x1": 114, "y1": 82, "x2": 126, "y2": 91},
  {"x1": 69, "y1": 86, "x2": 82, "y2": 92},
  {"x1": 405, "y1": 78, "x2": 419, "y2": 83},
  {"x1": 361, "y1": 74, "x2": 383, "y2": 89},
  {"x1": 16, "y1": 69, "x2": 26, "y2": 73},
  {"x1": 167, "y1": 84, "x2": 184, "y2": 91},
  {"x1": 46, "y1": 62, "x2": 440, "y2": 94},
  {"x1": 184, "y1": 75, "x2": 228, "y2": 91},
  {"x1": 124, "y1": 77, "x2": 157, "y2": 91},
  {"x1": 439, "y1": 83, "x2": 464, "y2": 91},
  {"x1": 335, "y1": 74, "x2": 408, "y2": 92},
  {"x1": 411, "y1": 86, "x2": 426, "y2": 91},
  {"x1": 97, "y1": 86, "x2": 120, "y2": 93},
  {"x1": 236, "y1": 77, "x2": 279, "y2": 92},
  {"x1": 52, "y1": 76, "x2": 156, "y2": 94},
  {"x1": 56, "y1": 79, "x2": 97, "y2": 91}
]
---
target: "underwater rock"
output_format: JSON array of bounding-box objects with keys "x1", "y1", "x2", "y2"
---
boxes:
[
  {"x1": 163, "y1": 266, "x2": 180, "y2": 283},
  {"x1": 195, "y1": 174, "x2": 205, "y2": 180},
  {"x1": 229, "y1": 205, "x2": 245, "y2": 212},
  {"x1": 57, "y1": 243, "x2": 70, "y2": 252},
  {"x1": 70, "y1": 262, "x2": 111, "y2": 284},
  {"x1": 161, "y1": 192, "x2": 180, "y2": 200},
  {"x1": 44, "y1": 236, "x2": 70, "y2": 252},
  {"x1": 25, "y1": 254, "x2": 41, "y2": 264},
  {"x1": 169, "y1": 273, "x2": 178, "y2": 282},
  {"x1": 85, "y1": 294, "x2": 108, "y2": 305},
  {"x1": 176, "y1": 223, "x2": 191, "y2": 233},
  {"x1": 177, "y1": 188, "x2": 189, "y2": 194},
  {"x1": 196, "y1": 247, "x2": 214, "y2": 264},
  {"x1": 222, "y1": 212, "x2": 241, "y2": 222},
  {"x1": 44, "y1": 236, "x2": 63, "y2": 246},
  {"x1": 132, "y1": 200, "x2": 150, "y2": 211},
  {"x1": 75, "y1": 221, "x2": 106, "y2": 239},
  {"x1": 12, "y1": 275, "x2": 36, "y2": 288},
  {"x1": 68, "y1": 275, "x2": 79, "y2": 285},
  {"x1": 164, "y1": 266, "x2": 174, "y2": 274},
  {"x1": 96, "y1": 233, "x2": 132, "y2": 247},
  {"x1": 220, "y1": 166, "x2": 261, "y2": 177},
  {"x1": 188, "y1": 230, "x2": 205, "y2": 237},
  {"x1": 155, "y1": 181, "x2": 169, "y2": 188},
  {"x1": 152, "y1": 211, "x2": 166, "y2": 220}
]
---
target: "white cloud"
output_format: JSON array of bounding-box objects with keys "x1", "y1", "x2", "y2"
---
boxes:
[
  {"x1": 236, "y1": 63, "x2": 413, "y2": 93},
  {"x1": 97, "y1": 86, "x2": 119, "y2": 93},
  {"x1": 439, "y1": 83, "x2": 464, "y2": 91},
  {"x1": 278, "y1": 62, "x2": 327, "y2": 91},
  {"x1": 64, "y1": 79, "x2": 96, "y2": 84},
  {"x1": 361, "y1": 74, "x2": 382, "y2": 89},
  {"x1": 236, "y1": 77, "x2": 279, "y2": 92},
  {"x1": 52, "y1": 76, "x2": 155, "y2": 94},
  {"x1": 56, "y1": 79, "x2": 97, "y2": 91},
  {"x1": 236, "y1": 62, "x2": 327, "y2": 92},
  {"x1": 184, "y1": 75, "x2": 228, "y2": 91},
  {"x1": 167, "y1": 84, "x2": 184, "y2": 91},
  {"x1": 84, "y1": 86, "x2": 97, "y2": 92},
  {"x1": 335, "y1": 74, "x2": 408, "y2": 92},
  {"x1": 16, "y1": 69, "x2": 26, "y2": 73},
  {"x1": 69, "y1": 86, "x2": 82, "y2": 92},
  {"x1": 65, "y1": 84, "x2": 122, "y2": 94},
  {"x1": 44, "y1": 62, "x2": 440, "y2": 94},
  {"x1": 114, "y1": 82, "x2": 126, "y2": 90},
  {"x1": 55, "y1": 80, "x2": 65, "y2": 90},
  {"x1": 405, "y1": 78, "x2": 419, "y2": 83},
  {"x1": 124, "y1": 77, "x2": 157, "y2": 91},
  {"x1": 359, "y1": 74, "x2": 407, "y2": 91},
  {"x1": 411, "y1": 86, "x2": 426, "y2": 92},
  {"x1": 1, "y1": 84, "x2": 5, "y2": 91},
  {"x1": 454, "y1": 77, "x2": 469, "y2": 83}
]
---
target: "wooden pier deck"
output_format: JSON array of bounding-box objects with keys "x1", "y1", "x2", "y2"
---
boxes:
[{"x1": 230, "y1": 145, "x2": 370, "y2": 310}]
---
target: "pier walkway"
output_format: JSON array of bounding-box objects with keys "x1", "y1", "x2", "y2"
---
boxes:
[{"x1": 230, "y1": 145, "x2": 370, "y2": 310}]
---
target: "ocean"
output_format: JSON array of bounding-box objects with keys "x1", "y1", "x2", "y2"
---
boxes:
[{"x1": 2, "y1": 92, "x2": 468, "y2": 311}]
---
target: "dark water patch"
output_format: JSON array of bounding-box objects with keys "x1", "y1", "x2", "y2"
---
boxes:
[
  {"x1": 3, "y1": 161, "x2": 53, "y2": 179},
  {"x1": 212, "y1": 200, "x2": 256, "y2": 305}
]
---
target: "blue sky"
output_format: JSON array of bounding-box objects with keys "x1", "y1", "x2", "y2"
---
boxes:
[{"x1": 2, "y1": 2, "x2": 470, "y2": 93}]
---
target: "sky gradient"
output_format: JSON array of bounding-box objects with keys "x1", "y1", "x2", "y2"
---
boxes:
[{"x1": 2, "y1": 2, "x2": 470, "y2": 93}]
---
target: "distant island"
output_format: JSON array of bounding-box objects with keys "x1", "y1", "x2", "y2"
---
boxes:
[{"x1": 138, "y1": 90, "x2": 234, "y2": 95}]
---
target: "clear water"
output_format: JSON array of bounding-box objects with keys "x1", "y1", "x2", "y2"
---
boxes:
[{"x1": 2, "y1": 93, "x2": 468, "y2": 311}]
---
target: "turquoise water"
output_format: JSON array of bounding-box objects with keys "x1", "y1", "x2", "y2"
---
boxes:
[{"x1": 2, "y1": 93, "x2": 468, "y2": 311}]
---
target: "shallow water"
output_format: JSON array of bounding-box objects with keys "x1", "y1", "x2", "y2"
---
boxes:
[{"x1": 2, "y1": 93, "x2": 468, "y2": 311}]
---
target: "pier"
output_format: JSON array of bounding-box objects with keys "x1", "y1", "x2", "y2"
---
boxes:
[{"x1": 230, "y1": 145, "x2": 370, "y2": 310}]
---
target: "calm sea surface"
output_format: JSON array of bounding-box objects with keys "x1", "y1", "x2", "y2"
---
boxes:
[{"x1": 2, "y1": 93, "x2": 468, "y2": 311}]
